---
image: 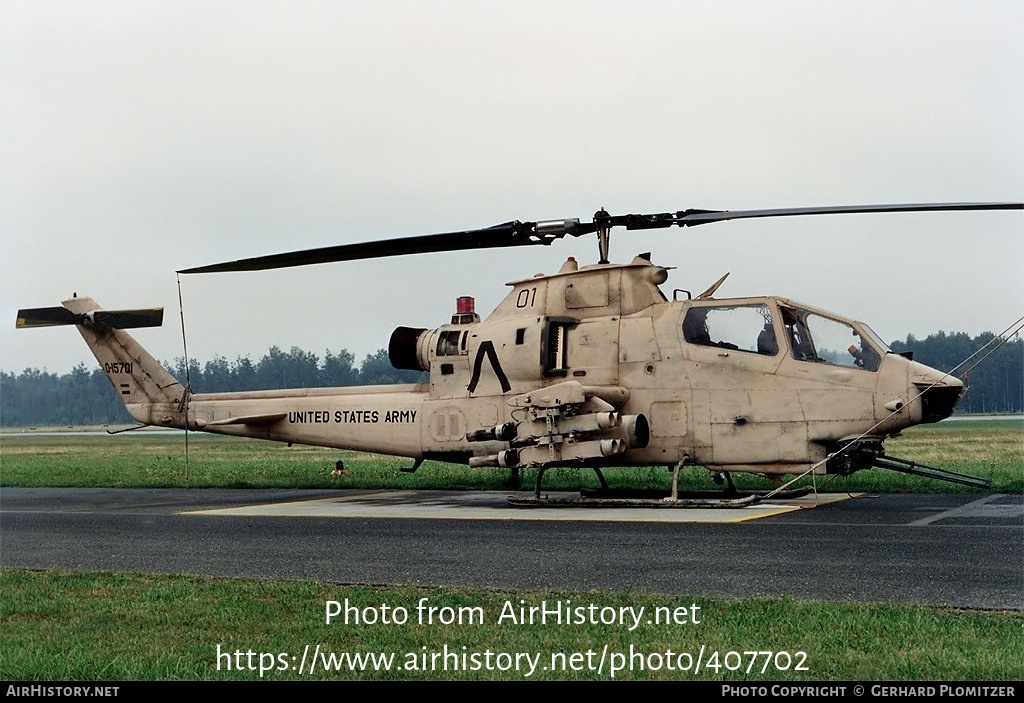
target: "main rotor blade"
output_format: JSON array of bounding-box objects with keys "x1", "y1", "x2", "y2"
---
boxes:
[
  {"x1": 178, "y1": 202, "x2": 1022, "y2": 273},
  {"x1": 668, "y1": 202, "x2": 1023, "y2": 227},
  {"x1": 177, "y1": 220, "x2": 559, "y2": 274}
]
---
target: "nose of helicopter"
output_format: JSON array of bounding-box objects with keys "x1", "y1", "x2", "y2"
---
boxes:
[{"x1": 908, "y1": 360, "x2": 965, "y2": 423}]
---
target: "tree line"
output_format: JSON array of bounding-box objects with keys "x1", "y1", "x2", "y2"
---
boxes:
[
  {"x1": 888, "y1": 331, "x2": 1022, "y2": 415},
  {"x1": 0, "y1": 346, "x2": 425, "y2": 427},
  {"x1": 1, "y1": 332, "x2": 1020, "y2": 427}
]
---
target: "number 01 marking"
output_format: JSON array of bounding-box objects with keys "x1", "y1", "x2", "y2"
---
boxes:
[{"x1": 516, "y1": 287, "x2": 537, "y2": 308}]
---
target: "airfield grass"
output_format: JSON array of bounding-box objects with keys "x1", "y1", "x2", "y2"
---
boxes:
[
  {"x1": 2, "y1": 421, "x2": 1021, "y2": 681},
  {"x1": 1, "y1": 419, "x2": 1020, "y2": 492},
  {"x1": 2, "y1": 569, "x2": 1022, "y2": 681}
]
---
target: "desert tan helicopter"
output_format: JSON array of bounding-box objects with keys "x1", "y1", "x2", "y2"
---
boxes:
[{"x1": 17, "y1": 202, "x2": 1021, "y2": 505}]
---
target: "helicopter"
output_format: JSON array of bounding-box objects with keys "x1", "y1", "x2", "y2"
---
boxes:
[{"x1": 16, "y1": 202, "x2": 1022, "y2": 505}]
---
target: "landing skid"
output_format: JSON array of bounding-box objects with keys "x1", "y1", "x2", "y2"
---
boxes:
[
  {"x1": 507, "y1": 491, "x2": 761, "y2": 508},
  {"x1": 507, "y1": 487, "x2": 815, "y2": 508},
  {"x1": 506, "y1": 461, "x2": 815, "y2": 508}
]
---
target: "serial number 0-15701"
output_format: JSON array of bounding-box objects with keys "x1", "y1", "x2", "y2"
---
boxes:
[{"x1": 103, "y1": 362, "x2": 133, "y2": 374}]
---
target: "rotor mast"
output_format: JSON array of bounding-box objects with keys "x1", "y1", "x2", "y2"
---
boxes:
[{"x1": 595, "y1": 208, "x2": 612, "y2": 264}]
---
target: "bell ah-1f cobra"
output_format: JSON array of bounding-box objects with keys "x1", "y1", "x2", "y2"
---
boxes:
[{"x1": 17, "y1": 202, "x2": 1022, "y2": 505}]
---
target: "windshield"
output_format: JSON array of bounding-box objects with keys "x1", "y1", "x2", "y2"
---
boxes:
[
  {"x1": 858, "y1": 323, "x2": 891, "y2": 354},
  {"x1": 781, "y1": 306, "x2": 882, "y2": 371}
]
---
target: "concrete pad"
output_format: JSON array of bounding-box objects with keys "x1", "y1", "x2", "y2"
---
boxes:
[{"x1": 184, "y1": 489, "x2": 854, "y2": 523}]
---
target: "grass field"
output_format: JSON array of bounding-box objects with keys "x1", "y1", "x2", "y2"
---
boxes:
[
  {"x1": 1, "y1": 419, "x2": 1021, "y2": 681},
  {"x1": 1, "y1": 419, "x2": 1021, "y2": 492},
  {"x1": 2, "y1": 571, "x2": 1022, "y2": 681}
]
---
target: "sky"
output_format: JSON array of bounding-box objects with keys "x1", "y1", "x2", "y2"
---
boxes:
[{"x1": 2, "y1": 0, "x2": 1022, "y2": 375}]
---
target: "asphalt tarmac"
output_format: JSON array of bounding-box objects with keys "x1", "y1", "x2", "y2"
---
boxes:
[{"x1": 2, "y1": 487, "x2": 1021, "y2": 609}]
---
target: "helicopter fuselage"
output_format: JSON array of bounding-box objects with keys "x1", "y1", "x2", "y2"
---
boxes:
[{"x1": 72, "y1": 254, "x2": 961, "y2": 482}]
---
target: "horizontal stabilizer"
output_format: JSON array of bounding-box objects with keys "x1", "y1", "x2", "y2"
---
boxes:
[
  {"x1": 16, "y1": 306, "x2": 164, "y2": 330},
  {"x1": 200, "y1": 413, "x2": 288, "y2": 427}
]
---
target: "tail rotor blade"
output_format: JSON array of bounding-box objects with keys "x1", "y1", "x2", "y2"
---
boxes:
[
  {"x1": 15, "y1": 306, "x2": 81, "y2": 328},
  {"x1": 16, "y1": 306, "x2": 164, "y2": 330},
  {"x1": 93, "y1": 308, "x2": 164, "y2": 329}
]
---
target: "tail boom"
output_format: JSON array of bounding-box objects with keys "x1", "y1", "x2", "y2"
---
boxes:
[{"x1": 17, "y1": 297, "x2": 429, "y2": 459}]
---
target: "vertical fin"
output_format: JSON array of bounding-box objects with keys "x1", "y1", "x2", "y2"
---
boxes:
[{"x1": 61, "y1": 297, "x2": 186, "y2": 425}]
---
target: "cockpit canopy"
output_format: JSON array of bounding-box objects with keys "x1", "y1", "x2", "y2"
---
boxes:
[{"x1": 681, "y1": 300, "x2": 888, "y2": 371}]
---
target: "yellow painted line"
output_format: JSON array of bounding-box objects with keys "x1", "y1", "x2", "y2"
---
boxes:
[
  {"x1": 182, "y1": 490, "x2": 857, "y2": 523},
  {"x1": 720, "y1": 492, "x2": 853, "y2": 522}
]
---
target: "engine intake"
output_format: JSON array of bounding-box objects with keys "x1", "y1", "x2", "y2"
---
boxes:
[{"x1": 388, "y1": 326, "x2": 428, "y2": 371}]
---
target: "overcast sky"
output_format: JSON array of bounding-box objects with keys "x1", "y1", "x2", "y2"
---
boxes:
[{"x1": 2, "y1": 0, "x2": 1022, "y2": 376}]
